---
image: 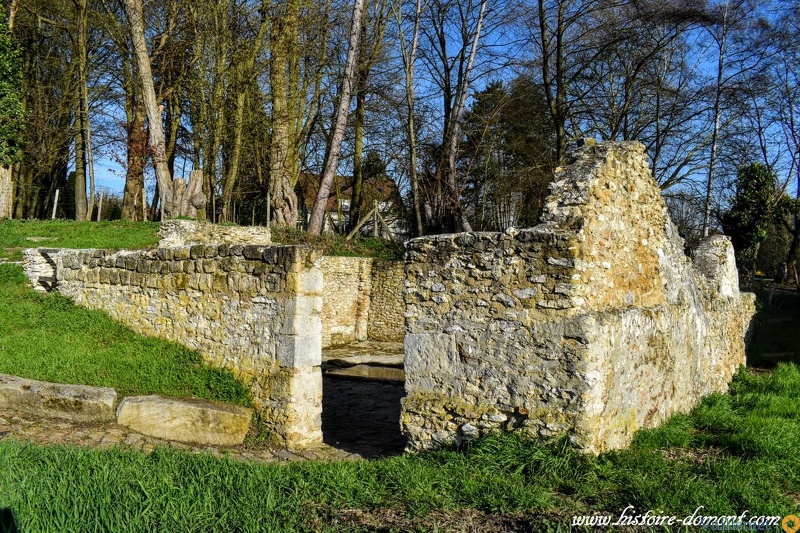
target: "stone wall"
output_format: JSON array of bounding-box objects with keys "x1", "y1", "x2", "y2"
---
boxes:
[
  {"x1": 320, "y1": 256, "x2": 405, "y2": 347},
  {"x1": 23, "y1": 244, "x2": 322, "y2": 445},
  {"x1": 158, "y1": 219, "x2": 271, "y2": 247},
  {"x1": 320, "y1": 256, "x2": 373, "y2": 347},
  {"x1": 368, "y1": 261, "x2": 406, "y2": 342},
  {"x1": 401, "y1": 141, "x2": 756, "y2": 454}
]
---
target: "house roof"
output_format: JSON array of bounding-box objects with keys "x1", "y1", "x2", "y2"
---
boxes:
[{"x1": 296, "y1": 173, "x2": 400, "y2": 213}]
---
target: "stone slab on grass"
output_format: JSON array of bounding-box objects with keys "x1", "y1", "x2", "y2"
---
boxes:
[
  {"x1": 116, "y1": 395, "x2": 253, "y2": 446},
  {"x1": 0, "y1": 374, "x2": 117, "y2": 422}
]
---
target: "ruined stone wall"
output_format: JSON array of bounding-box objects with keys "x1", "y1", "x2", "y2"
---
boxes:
[
  {"x1": 402, "y1": 141, "x2": 756, "y2": 453},
  {"x1": 23, "y1": 244, "x2": 322, "y2": 445},
  {"x1": 158, "y1": 219, "x2": 271, "y2": 247},
  {"x1": 320, "y1": 256, "x2": 373, "y2": 347},
  {"x1": 368, "y1": 260, "x2": 406, "y2": 342},
  {"x1": 320, "y1": 256, "x2": 405, "y2": 347}
]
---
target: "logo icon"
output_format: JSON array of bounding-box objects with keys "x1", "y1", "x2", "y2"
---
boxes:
[{"x1": 783, "y1": 515, "x2": 800, "y2": 533}]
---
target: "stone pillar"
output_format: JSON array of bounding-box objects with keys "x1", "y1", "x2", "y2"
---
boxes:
[{"x1": 273, "y1": 250, "x2": 324, "y2": 445}]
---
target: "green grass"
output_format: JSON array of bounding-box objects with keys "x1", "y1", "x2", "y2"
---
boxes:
[
  {"x1": 0, "y1": 219, "x2": 161, "y2": 261},
  {"x1": 0, "y1": 219, "x2": 405, "y2": 261},
  {"x1": 0, "y1": 365, "x2": 797, "y2": 531},
  {"x1": 0, "y1": 264, "x2": 250, "y2": 406},
  {"x1": 0, "y1": 220, "x2": 797, "y2": 530}
]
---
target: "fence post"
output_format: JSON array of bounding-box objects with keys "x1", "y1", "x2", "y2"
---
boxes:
[
  {"x1": 96, "y1": 191, "x2": 104, "y2": 221},
  {"x1": 51, "y1": 189, "x2": 59, "y2": 220}
]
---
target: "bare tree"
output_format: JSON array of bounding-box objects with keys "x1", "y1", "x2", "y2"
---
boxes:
[
  {"x1": 123, "y1": 0, "x2": 174, "y2": 217},
  {"x1": 307, "y1": 0, "x2": 366, "y2": 235},
  {"x1": 419, "y1": 0, "x2": 490, "y2": 233}
]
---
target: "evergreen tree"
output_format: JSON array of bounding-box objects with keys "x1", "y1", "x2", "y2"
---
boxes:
[{"x1": 722, "y1": 162, "x2": 782, "y2": 282}]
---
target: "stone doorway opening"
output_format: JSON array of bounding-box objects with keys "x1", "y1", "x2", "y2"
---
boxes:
[{"x1": 320, "y1": 341, "x2": 405, "y2": 458}]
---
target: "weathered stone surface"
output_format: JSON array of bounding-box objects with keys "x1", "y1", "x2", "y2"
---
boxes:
[
  {"x1": 116, "y1": 395, "x2": 253, "y2": 446},
  {"x1": 325, "y1": 365, "x2": 405, "y2": 382},
  {"x1": 320, "y1": 257, "x2": 405, "y2": 347},
  {"x1": 401, "y1": 140, "x2": 756, "y2": 454},
  {"x1": 693, "y1": 234, "x2": 740, "y2": 298},
  {"x1": 368, "y1": 261, "x2": 406, "y2": 342},
  {"x1": 22, "y1": 243, "x2": 324, "y2": 445},
  {"x1": 0, "y1": 374, "x2": 117, "y2": 422},
  {"x1": 22, "y1": 248, "x2": 61, "y2": 292},
  {"x1": 158, "y1": 219, "x2": 271, "y2": 247},
  {"x1": 320, "y1": 256, "x2": 373, "y2": 347}
]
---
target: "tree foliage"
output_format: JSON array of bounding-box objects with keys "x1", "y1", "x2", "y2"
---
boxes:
[
  {"x1": 0, "y1": 16, "x2": 24, "y2": 167},
  {"x1": 722, "y1": 162, "x2": 782, "y2": 279},
  {"x1": 459, "y1": 77, "x2": 554, "y2": 229}
]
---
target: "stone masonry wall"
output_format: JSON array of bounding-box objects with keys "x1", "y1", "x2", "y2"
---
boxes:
[
  {"x1": 158, "y1": 219, "x2": 271, "y2": 247},
  {"x1": 23, "y1": 244, "x2": 323, "y2": 446},
  {"x1": 402, "y1": 141, "x2": 756, "y2": 453},
  {"x1": 368, "y1": 261, "x2": 406, "y2": 342},
  {"x1": 320, "y1": 256, "x2": 373, "y2": 347},
  {"x1": 320, "y1": 256, "x2": 405, "y2": 347}
]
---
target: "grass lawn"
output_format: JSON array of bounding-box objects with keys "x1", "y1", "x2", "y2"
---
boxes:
[
  {"x1": 0, "y1": 264, "x2": 250, "y2": 406},
  {"x1": 0, "y1": 364, "x2": 798, "y2": 531}
]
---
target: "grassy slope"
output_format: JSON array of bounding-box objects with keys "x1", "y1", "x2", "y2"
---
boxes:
[
  {"x1": 0, "y1": 365, "x2": 797, "y2": 531},
  {"x1": 0, "y1": 264, "x2": 250, "y2": 406},
  {"x1": 0, "y1": 219, "x2": 161, "y2": 260}
]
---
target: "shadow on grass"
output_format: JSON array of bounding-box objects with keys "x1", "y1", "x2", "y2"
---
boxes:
[{"x1": 0, "y1": 509, "x2": 18, "y2": 533}]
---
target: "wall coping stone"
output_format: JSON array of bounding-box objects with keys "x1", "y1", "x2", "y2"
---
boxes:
[
  {"x1": 0, "y1": 373, "x2": 253, "y2": 447},
  {"x1": 116, "y1": 395, "x2": 253, "y2": 446},
  {"x1": 0, "y1": 373, "x2": 117, "y2": 423}
]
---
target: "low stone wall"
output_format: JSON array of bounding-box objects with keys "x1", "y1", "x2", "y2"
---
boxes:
[
  {"x1": 0, "y1": 373, "x2": 253, "y2": 446},
  {"x1": 23, "y1": 244, "x2": 322, "y2": 445},
  {"x1": 401, "y1": 141, "x2": 756, "y2": 453},
  {"x1": 319, "y1": 257, "x2": 405, "y2": 347},
  {"x1": 158, "y1": 219, "x2": 271, "y2": 247}
]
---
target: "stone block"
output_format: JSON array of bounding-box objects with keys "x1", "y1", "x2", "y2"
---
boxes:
[
  {"x1": 0, "y1": 374, "x2": 117, "y2": 422},
  {"x1": 116, "y1": 395, "x2": 253, "y2": 446},
  {"x1": 276, "y1": 334, "x2": 322, "y2": 367}
]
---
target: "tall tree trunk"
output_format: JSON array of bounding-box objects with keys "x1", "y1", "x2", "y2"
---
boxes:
[
  {"x1": 398, "y1": 0, "x2": 424, "y2": 235},
  {"x1": 73, "y1": 108, "x2": 88, "y2": 220},
  {"x1": 221, "y1": 89, "x2": 247, "y2": 221},
  {"x1": 123, "y1": 0, "x2": 174, "y2": 217},
  {"x1": 73, "y1": 0, "x2": 95, "y2": 220},
  {"x1": 307, "y1": 0, "x2": 366, "y2": 235},
  {"x1": 0, "y1": 166, "x2": 11, "y2": 219},
  {"x1": 702, "y1": 8, "x2": 728, "y2": 237},
  {"x1": 349, "y1": 0, "x2": 388, "y2": 233},
  {"x1": 221, "y1": 11, "x2": 268, "y2": 222},
  {"x1": 350, "y1": 68, "x2": 367, "y2": 232},
  {"x1": 268, "y1": 0, "x2": 301, "y2": 227},
  {"x1": 122, "y1": 103, "x2": 147, "y2": 220},
  {"x1": 165, "y1": 93, "x2": 182, "y2": 178},
  {"x1": 538, "y1": 0, "x2": 568, "y2": 165}
]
